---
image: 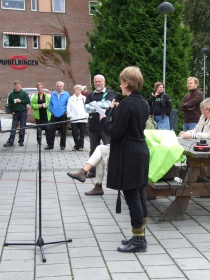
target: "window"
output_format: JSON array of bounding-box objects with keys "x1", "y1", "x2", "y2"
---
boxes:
[
  {"x1": 53, "y1": 36, "x2": 66, "y2": 49},
  {"x1": 3, "y1": 35, "x2": 27, "y2": 48},
  {"x1": 52, "y1": 0, "x2": 65, "y2": 13},
  {"x1": 1, "y1": 0, "x2": 25, "y2": 10},
  {"x1": 31, "y1": 0, "x2": 37, "y2": 11},
  {"x1": 33, "y1": 36, "x2": 38, "y2": 49},
  {"x1": 89, "y1": 1, "x2": 100, "y2": 15}
]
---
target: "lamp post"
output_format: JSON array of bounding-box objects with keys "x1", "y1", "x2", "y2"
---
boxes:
[
  {"x1": 158, "y1": 2, "x2": 174, "y2": 90},
  {"x1": 201, "y1": 47, "x2": 209, "y2": 99}
]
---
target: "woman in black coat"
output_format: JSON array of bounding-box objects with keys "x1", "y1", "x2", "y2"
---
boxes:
[{"x1": 100, "y1": 66, "x2": 149, "y2": 253}]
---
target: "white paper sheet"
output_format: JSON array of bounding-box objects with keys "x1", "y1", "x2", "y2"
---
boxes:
[{"x1": 92, "y1": 101, "x2": 106, "y2": 116}]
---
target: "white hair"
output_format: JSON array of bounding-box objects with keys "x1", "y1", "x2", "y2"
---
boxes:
[
  {"x1": 56, "y1": 81, "x2": 64, "y2": 86},
  {"x1": 93, "y1": 74, "x2": 105, "y2": 82}
]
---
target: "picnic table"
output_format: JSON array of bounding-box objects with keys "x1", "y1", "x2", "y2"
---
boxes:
[{"x1": 145, "y1": 134, "x2": 210, "y2": 221}]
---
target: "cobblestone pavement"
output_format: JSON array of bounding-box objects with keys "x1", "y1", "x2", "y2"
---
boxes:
[{"x1": 0, "y1": 116, "x2": 210, "y2": 280}]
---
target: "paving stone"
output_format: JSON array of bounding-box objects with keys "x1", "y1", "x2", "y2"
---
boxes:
[
  {"x1": 107, "y1": 260, "x2": 143, "y2": 273},
  {"x1": 166, "y1": 247, "x2": 203, "y2": 258},
  {"x1": 36, "y1": 263, "x2": 71, "y2": 277},
  {"x1": 145, "y1": 265, "x2": 185, "y2": 278},
  {"x1": 111, "y1": 273, "x2": 149, "y2": 280},
  {"x1": 73, "y1": 267, "x2": 110, "y2": 280},
  {"x1": 137, "y1": 253, "x2": 174, "y2": 266},
  {"x1": 0, "y1": 272, "x2": 34, "y2": 280},
  {"x1": 175, "y1": 257, "x2": 210, "y2": 270},
  {"x1": 0, "y1": 260, "x2": 34, "y2": 272},
  {"x1": 184, "y1": 269, "x2": 210, "y2": 280}
]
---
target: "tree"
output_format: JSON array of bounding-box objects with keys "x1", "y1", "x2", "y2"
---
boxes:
[
  {"x1": 86, "y1": 0, "x2": 191, "y2": 117},
  {"x1": 183, "y1": 0, "x2": 210, "y2": 97}
]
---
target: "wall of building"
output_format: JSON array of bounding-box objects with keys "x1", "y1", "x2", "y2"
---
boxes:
[{"x1": 0, "y1": 0, "x2": 94, "y2": 98}]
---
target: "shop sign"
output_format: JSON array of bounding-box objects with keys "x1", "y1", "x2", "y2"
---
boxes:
[{"x1": 0, "y1": 55, "x2": 39, "y2": 70}]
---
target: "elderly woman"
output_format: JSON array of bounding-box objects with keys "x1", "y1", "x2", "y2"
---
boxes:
[
  {"x1": 67, "y1": 85, "x2": 89, "y2": 151},
  {"x1": 179, "y1": 98, "x2": 210, "y2": 139}
]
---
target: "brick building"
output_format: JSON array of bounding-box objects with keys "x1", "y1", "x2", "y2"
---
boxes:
[{"x1": 0, "y1": 0, "x2": 98, "y2": 98}]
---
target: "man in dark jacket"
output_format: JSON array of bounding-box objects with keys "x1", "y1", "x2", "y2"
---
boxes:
[
  {"x1": 180, "y1": 77, "x2": 203, "y2": 131},
  {"x1": 84, "y1": 74, "x2": 115, "y2": 194},
  {"x1": 3, "y1": 80, "x2": 30, "y2": 147}
]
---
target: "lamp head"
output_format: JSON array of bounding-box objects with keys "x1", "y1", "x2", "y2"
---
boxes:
[
  {"x1": 201, "y1": 48, "x2": 209, "y2": 56},
  {"x1": 158, "y1": 2, "x2": 174, "y2": 14}
]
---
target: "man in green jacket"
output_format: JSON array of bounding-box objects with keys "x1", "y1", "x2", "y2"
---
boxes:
[{"x1": 3, "y1": 80, "x2": 30, "y2": 147}]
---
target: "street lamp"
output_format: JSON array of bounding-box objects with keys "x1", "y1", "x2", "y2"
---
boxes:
[
  {"x1": 201, "y1": 47, "x2": 209, "y2": 99},
  {"x1": 158, "y1": 2, "x2": 174, "y2": 90}
]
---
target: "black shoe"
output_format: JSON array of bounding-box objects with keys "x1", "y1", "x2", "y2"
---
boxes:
[
  {"x1": 60, "y1": 146, "x2": 65, "y2": 150},
  {"x1": 86, "y1": 172, "x2": 96, "y2": 178},
  {"x1": 19, "y1": 143, "x2": 24, "y2": 146},
  {"x1": 44, "y1": 146, "x2": 53, "y2": 150},
  {"x1": 117, "y1": 236, "x2": 147, "y2": 253},
  {"x1": 121, "y1": 236, "x2": 147, "y2": 245},
  {"x1": 3, "y1": 142, "x2": 14, "y2": 147}
]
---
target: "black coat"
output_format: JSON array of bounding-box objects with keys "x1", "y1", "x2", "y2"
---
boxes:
[{"x1": 101, "y1": 92, "x2": 149, "y2": 191}]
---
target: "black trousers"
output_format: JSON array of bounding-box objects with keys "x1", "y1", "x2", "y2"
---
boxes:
[
  {"x1": 71, "y1": 122, "x2": 86, "y2": 149},
  {"x1": 88, "y1": 130, "x2": 110, "y2": 174},
  {"x1": 35, "y1": 115, "x2": 50, "y2": 145},
  {"x1": 123, "y1": 186, "x2": 148, "y2": 228},
  {"x1": 48, "y1": 114, "x2": 67, "y2": 148}
]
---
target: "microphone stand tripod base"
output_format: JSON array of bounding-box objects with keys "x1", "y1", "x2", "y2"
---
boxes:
[{"x1": 3, "y1": 124, "x2": 73, "y2": 263}]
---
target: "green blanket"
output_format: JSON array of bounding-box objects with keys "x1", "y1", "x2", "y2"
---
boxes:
[{"x1": 144, "y1": 130, "x2": 185, "y2": 183}]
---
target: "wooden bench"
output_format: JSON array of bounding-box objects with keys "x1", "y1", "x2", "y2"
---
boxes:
[{"x1": 145, "y1": 179, "x2": 191, "y2": 221}]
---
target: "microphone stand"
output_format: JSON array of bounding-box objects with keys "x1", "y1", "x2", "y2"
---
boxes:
[{"x1": 2, "y1": 120, "x2": 76, "y2": 263}]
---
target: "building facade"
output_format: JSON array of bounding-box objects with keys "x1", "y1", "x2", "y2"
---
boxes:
[{"x1": 0, "y1": 0, "x2": 98, "y2": 97}]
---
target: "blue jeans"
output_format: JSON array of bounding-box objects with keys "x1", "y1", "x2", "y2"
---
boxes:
[
  {"x1": 154, "y1": 115, "x2": 170, "y2": 130},
  {"x1": 183, "y1": 123, "x2": 197, "y2": 131},
  {"x1": 9, "y1": 111, "x2": 27, "y2": 144}
]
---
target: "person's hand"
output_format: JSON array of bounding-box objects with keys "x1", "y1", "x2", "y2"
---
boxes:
[
  {"x1": 179, "y1": 131, "x2": 184, "y2": 137},
  {"x1": 16, "y1": 98, "x2": 21, "y2": 103},
  {"x1": 188, "y1": 106, "x2": 195, "y2": 110},
  {"x1": 99, "y1": 114, "x2": 105, "y2": 121},
  {"x1": 38, "y1": 104, "x2": 42, "y2": 108},
  {"x1": 111, "y1": 99, "x2": 119, "y2": 108},
  {"x1": 179, "y1": 132, "x2": 192, "y2": 139}
]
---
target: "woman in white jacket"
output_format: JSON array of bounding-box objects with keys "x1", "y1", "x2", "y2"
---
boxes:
[{"x1": 67, "y1": 85, "x2": 89, "y2": 151}]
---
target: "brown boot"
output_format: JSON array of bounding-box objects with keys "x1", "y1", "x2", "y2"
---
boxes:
[
  {"x1": 85, "y1": 183, "x2": 104, "y2": 196},
  {"x1": 67, "y1": 168, "x2": 87, "y2": 182}
]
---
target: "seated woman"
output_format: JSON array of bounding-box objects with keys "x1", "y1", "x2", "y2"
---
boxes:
[
  {"x1": 66, "y1": 116, "x2": 156, "y2": 196},
  {"x1": 179, "y1": 98, "x2": 210, "y2": 139}
]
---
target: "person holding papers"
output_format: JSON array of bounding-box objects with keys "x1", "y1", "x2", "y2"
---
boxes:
[{"x1": 84, "y1": 74, "x2": 115, "y2": 190}]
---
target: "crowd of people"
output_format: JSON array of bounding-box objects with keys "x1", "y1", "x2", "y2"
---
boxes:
[{"x1": 2, "y1": 71, "x2": 209, "y2": 254}]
